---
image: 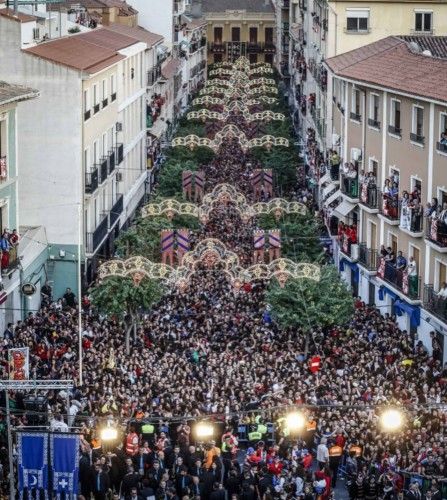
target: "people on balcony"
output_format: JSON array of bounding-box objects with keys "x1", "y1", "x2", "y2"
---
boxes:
[
  {"x1": 338, "y1": 222, "x2": 357, "y2": 255},
  {"x1": 329, "y1": 150, "x2": 340, "y2": 180},
  {"x1": 381, "y1": 178, "x2": 399, "y2": 218},
  {"x1": 400, "y1": 191, "x2": 411, "y2": 230},
  {"x1": 360, "y1": 171, "x2": 377, "y2": 207},
  {"x1": 440, "y1": 132, "x2": 447, "y2": 146},
  {"x1": 427, "y1": 201, "x2": 447, "y2": 245},
  {"x1": 407, "y1": 256, "x2": 418, "y2": 297}
]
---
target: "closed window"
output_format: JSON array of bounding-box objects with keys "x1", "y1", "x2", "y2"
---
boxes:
[
  {"x1": 415, "y1": 11, "x2": 432, "y2": 32},
  {"x1": 346, "y1": 9, "x2": 369, "y2": 32}
]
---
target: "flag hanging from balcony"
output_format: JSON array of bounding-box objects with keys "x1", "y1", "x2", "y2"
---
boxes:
[
  {"x1": 17, "y1": 431, "x2": 48, "y2": 499},
  {"x1": 50, "y1": 433, "x2": 80, "y2": 499}
]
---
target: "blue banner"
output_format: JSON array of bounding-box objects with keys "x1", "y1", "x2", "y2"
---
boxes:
[
  {"x1": 50, "y1": 433, "x2": 80, "y2": 496},
  {"x1": 17, "y1": 431, "x2": 48, "y2": 495}
]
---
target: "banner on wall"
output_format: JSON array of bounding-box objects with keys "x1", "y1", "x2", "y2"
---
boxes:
[{"x1": 17, "y1": 431, "x2": 48, "y2": 496}]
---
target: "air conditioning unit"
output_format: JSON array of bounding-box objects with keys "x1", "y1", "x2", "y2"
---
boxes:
[
  {"x1": 116, "y1": 172, "x2": 123, "y2": 182},
  {"x1": 351, "y1": 147, "x2": 362, "y2": 162},
  {"x1": 116, "y1": 122, "x2": 123, "y2": 132}
]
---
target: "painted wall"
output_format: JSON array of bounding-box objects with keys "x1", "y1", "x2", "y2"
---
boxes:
[{"x1": 127, "y1": 0, "x2": 174, "y2": 47}]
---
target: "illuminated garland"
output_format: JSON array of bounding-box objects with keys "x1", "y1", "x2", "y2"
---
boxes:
[
  {"x1": 187, "y1": 108, "x2": 285, "y2": 123},
  {"x1": 209, "y1": 66, "x2": 274, "y2": 77},
  {"x1": 171, "y1": 124, "x2": 289, "y2": 151},
  {"x1": 200, "y1": 84, "x2": 278, "y2": 97},
  {"x1": 205, "y1": 77, "x2": 276, "y2": 88},
  {"x1": 98, "y1": 238, "x2": 320, "y2": 290},
  {"x1": 141, "y1": 184, "x2": 306, "y2": 224},
  {"x1": 192, "y1": 95, "x2": 277, "y2": 107}
]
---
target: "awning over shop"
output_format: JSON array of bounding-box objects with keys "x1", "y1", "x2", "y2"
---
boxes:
[
  {"x1": 332, "y1": 199, "x2": 356, "y2": 222},
  {"x1": 394, "y1": 299, "x2": 421, "y2": 327}
]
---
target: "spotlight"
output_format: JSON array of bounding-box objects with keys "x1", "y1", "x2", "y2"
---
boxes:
[
  {"x1": 285, "y1": 412, "x2": 306, "y2": 432},
  {"x1": 194, "y1": 422, "x2": 214, "y2": 440},
  {"x1": 100, "y1": 427, "x2": 118, "y2": 441},
  {"x1": 380, "y1": 408, "x2": 404, "y2": 432}
]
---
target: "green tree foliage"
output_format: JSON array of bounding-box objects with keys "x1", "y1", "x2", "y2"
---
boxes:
[
  {"x1": 257, "y1": 212, "x2": 324, "y2": 263},
  {"x1": 266, "y1": 266, "x2": 354, "y2": 344},
  {"x1": 90, "y1": 276, "x2": 165, "y2": 353},
  {"x1": 157, "y1": 159, "x2": 198, "y2": 197},
  {"x1": 115, "y1": 214, "x2": 199, "y2": 260}
]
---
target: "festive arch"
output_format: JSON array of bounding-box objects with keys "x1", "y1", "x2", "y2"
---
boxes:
[
  {"x1": 98, "y1": 239, "x2": 320, "y2": 290},
  {"x1": 187, "y1": 108, "x2": 285, "y2": 123},
  {"x1": 192, "y1": 95, "x2": 277, "y2": 107}
]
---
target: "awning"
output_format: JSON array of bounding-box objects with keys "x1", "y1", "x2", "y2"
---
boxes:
[
  {"x1": 378, "y1": 285, "x2": 399, "y2": 302},
  {"x1": 339, "y1": 259, "x2": 359, "y2": 282},
  {"x1": 322, "y1": 182, "x2": 337, "y2": 200},
  {"x1": 324, "y1": 189, "x2": 341, "y2": 207},
  {"x1": 332, "y1": 199, "x2": 356, "y2": 222},
  {"x1": 394, "y1": 300, "x2": 421, "y2": 327}
]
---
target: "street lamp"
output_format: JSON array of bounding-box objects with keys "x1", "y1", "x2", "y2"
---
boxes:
[{"x1": 380, "y1": 408, "x2": 404, "y2": 432}]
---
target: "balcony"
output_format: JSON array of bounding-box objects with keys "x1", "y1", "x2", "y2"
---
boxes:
[
  {"x1": 84, "y1": 109, "x2": 91, "y2": 121},
  {"x1": 189, "y1": 41, "x2": 199, "y2": 53},
  {"x1": 350, "y1": 111, "x2": 361, "y2": 122},
  {"x1": 282, "y1": 0, "x2": 290, "y2": 8},
  {"x1": 99, "y1": 157, "x2": 108, "y2": 184},
  {"x1": 1, "y1": 245, "x2": 20, "y2": 277},
  {"x1": 378, "y1": 190, "x2": 400, "y2": 224},
  {"x1": 94, "y1": 103, "x2": 100, "y2": 114},
  {"x1": 358, "y1": 243, "x2": 378, "y2": 272},
  {"x1": 0, "y1": 156, "x2": 7, "y2": 183},
  {"x1": 85, "y1": 168, "x2": 99, "y2": 195},
  {"x1": 86, "y1": 214, "x2": 109, "y2": 254},
  {"x1": 388, "y1": 124, "x2": 401, "y2": 137},
  {"x1": 248, "y1": 42, "x2": 262, "y2": 53},
  {"x1": 339, "y1": 236, "x2": 359, "y2": 262},
  {"x1": 423, "y1": 285, "x2": 447, "y2": 323},
  {"x1": 410, "y1": 132, "x2": 424, "y2": 145},
  {"x1": 377, "y1": 256, "x2": 421, "y2": 300},
  {"x1": 108, "y1": 150, "x2": 115, "y2": 174},
  {"x1": 340, "y1": 174, "x2": 359, "y2": 201},
  {"x1": 264, "y1": 43, "x2": 276, "y2": 53},
  {"x1": 399, "y1": 206, "x2": 423, "y2": 237},
  {"x1": 147, "y1": 64, "x2": 162, "y2": 87},
  {"x1": 425, "y1": 216, "x2": 447, "y2": 252},
  {"x1": 209, "y1": 42, "x2": 225, "y2": 53},
  {"x1": 359, "y1": 183, "x2": 379, "y2": 212},
  {"x1": 111, "y1": 92, "x2": 117, "y2": 102},
  {"x1": 109, "y1": 193, "x2": 124, "y2": 227},
  {"x1": 368, "y1": 118, "x2": 380, "y2": 130},
  {"x1": 436, "y1": 141, "x2": 447, "y2": 154},
  {"x1": 116, "y1": 143, "x2": 124, "y2": 165},
  {"x1": 102, "y1": 98, "x2": 108, "y2": 108},
  {"x1": 200, "y1": 36, "x2": 207, "y2": 47}
]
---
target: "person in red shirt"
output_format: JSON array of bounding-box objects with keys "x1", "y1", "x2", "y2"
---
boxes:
[{"x1": 267, "y1": 456, "x2": 283, "y2": 476}]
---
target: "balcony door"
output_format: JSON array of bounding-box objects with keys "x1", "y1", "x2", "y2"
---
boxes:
[
  {"x1": 265, "y1": 27, "x2": 274, "y2": 44},
  {"x1": 368, "y1": 221, "x2": 377, "y2": 249},
  {"x1": 249, "y1": 27, "x2": 258, "y2": 43},
  {"x1": 232, "y1": 27, "x2": 240, "y2": 42},
  {"x1": 390, "y1": 233, "x2": 398, "y2": 256},
  {"x1": 411, "y1": 246, "x2": 420, "y2": 273},
  {"x1": 214, "y1": 27, "x2": 223, "y2": 44}
]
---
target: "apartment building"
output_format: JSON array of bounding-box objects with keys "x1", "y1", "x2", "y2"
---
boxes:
[
  {"x1": 288, "y1": 0, "x2": 447, "y2": 151},
  {"x1": 203, "y1": 0, "x2": 276, "y2": 65},
  {"x1": 0, "y1": 82, "x2": 49, "y2": 330},
  {"x1": 271, "y1": 0, "x2": 291, "y2": 77},
  {"x1": 324, "y1": 36, "x2": 447, "y2": 361},
  {"x1": 0, "y1": 17, "x2": 152, "y2": 296}
]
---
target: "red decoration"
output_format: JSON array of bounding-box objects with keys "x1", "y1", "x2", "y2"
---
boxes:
[{"x1": 309, "y1": 356, "x2": 321, "y2": 373}]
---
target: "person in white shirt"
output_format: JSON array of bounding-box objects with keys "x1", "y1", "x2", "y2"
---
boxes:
[
  {"x1": 49, "y1": 414, "x2": 69, "y2": 432},
  {"x1": 316, "y1": 437, "x2": 329, "y2": 469},
  {"x1": 437, "y1": 282, "x2": 447, "y2": 299}
]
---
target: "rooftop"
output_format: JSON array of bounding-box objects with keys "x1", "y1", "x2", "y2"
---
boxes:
[
  {"x1": 64, "y1": 0, "x2": 138, "y2": 15},
  {"x1": 0, "y1": 81, "x2": 39, "y2": 107},
  {"x1": 23, "y1": 29, "x2": 138, "y2": 74},
  {"x1": 105, "y1": 23, "x2": 164, "y2": 48},
  {"x1": 0, "y1": 7, "x2": 36, "y2": 23},
  {"x1": 398, "y1": 35, "x2": 447, "y2": 59},
  {"x1": 202, "y1": 0, "x2": 274, "y2": 13},
  {"x1": 325, "y1": 36, "x2": 447, "y2": 104}
]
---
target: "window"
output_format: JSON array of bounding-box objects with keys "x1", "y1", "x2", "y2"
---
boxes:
[
  {"x1": 110, "y1": 74, "x2": 116, "y2": 101},
  {"x1": 93, "y1": 84, "x2": 100, "y2": 113},
  {"x1": 389, "y1": 99, "x2": 401, "y2": 135},
  {"x1": 368, "y1": 94, "x2": 380, "y2": 128},
  {"x1": 32, "y1": 28, "x2": 40, "y2": 40},
  {"x1": 346, "y1": 9, "x2": 369, "y2": 32},
  {"x1": 265, "y1": 27, "x2": 274, "y2": 44},
  {"x1": 411, "y1": 106, "x2": 424, "y2": 143},
  {"x1": 350, "y1": 88, "x2": 361, "y2": 121},
  {"x1": 93, "y1": 140, "x2": 99, "y2": 164},
  {"x1": 83, "y1": 89, "x2": 90, "y2": 120},
  {"x1": 102, "y1": 79, "x2": 108, "y2": 107},
  {"x1": 249, "y1": 53, "x2": 258, "y2": 64},
  {"x1": 438, "y1": 113, "x2": 447, "y2": 152},
  {"x1": 369, "y1": 159, "x2": 378, "y2": 177},
  {"x1": 249, "y1": 27, "x2": 258, "y2": 43},
  {"x1": 231, "y1": 27, "x2": 240, "y2": 42},
  {"x1": 415, "y1": 11, "x2": 432, "y2": 33},
  {"x1": 436, "y1": 260, "x2": 447, "y2": 290},
  {"x1": 84, "y1": 148, "x2": 90, "y2": 171},
  {"x1": 214, "y1": 27, "x2": 223, "y2": 44}
]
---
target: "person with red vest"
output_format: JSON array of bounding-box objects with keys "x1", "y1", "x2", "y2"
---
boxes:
[{"x1": 126, "y1": 428, "x2": 139, "y2": 457}]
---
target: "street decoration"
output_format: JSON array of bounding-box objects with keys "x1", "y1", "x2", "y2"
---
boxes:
[
  {"x1": 192, "y1": 95, "x2": 277, "y2": 107},
  {"x1": 187, "y1": 108, "x2": 285, "y2": 123},
  {"x1": 98, "y1": 238, "x2": 320, "y2": 290}
]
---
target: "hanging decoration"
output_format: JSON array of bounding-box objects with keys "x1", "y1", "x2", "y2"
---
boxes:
[
  {"x1": 98, "y1": 238, "x2": 320, "y2": 289},
  {"x1": 141, "y1": 184, "x2": 306, "y2": 224},
  {"x1": 187, "y1": 108, "x2": 285, "y2": 123},
  {"x1": 192, "y1": 95, "x2": 277, "y2": 107},
  {"x1": 209, "y1": 66, "x2": 274, "y2": 77},
  {"x1": 172, "y1": 124, "x2": 289, "y2": 152},
  {"x1": 200, "y1": 84, "x2": 278, "y2": 98}
]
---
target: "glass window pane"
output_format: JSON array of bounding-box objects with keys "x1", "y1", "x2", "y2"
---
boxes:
[
  {"x1": 424, "y1": 13, "x2": 432, "y2": 31},
  {"x1": 347, "y1": 17, "x2": 358, "y2": 31},
  {"x1": 359, "y1": 17, "x2": 368, "y2": 30},
  {"x1": 415, "y1": 13, "x2": 422, "y2": 31}
]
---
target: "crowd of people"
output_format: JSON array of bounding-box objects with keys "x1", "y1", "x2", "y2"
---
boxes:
[{"x1": 0, "y1": 68, "x2": 445, "y2": 500}]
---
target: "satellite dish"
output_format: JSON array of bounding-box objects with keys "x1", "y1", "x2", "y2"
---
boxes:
[
  {"x1": 422, "y1": 49, "x2": 432, "y2": 57},
  {"x1": 408, "y1": 42, "x2": 421, "y2": 53}
]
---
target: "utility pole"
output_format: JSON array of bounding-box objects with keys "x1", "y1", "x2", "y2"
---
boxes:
[{"x1": 0, "y1": 379, "x2": 74, "y2": 500}]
